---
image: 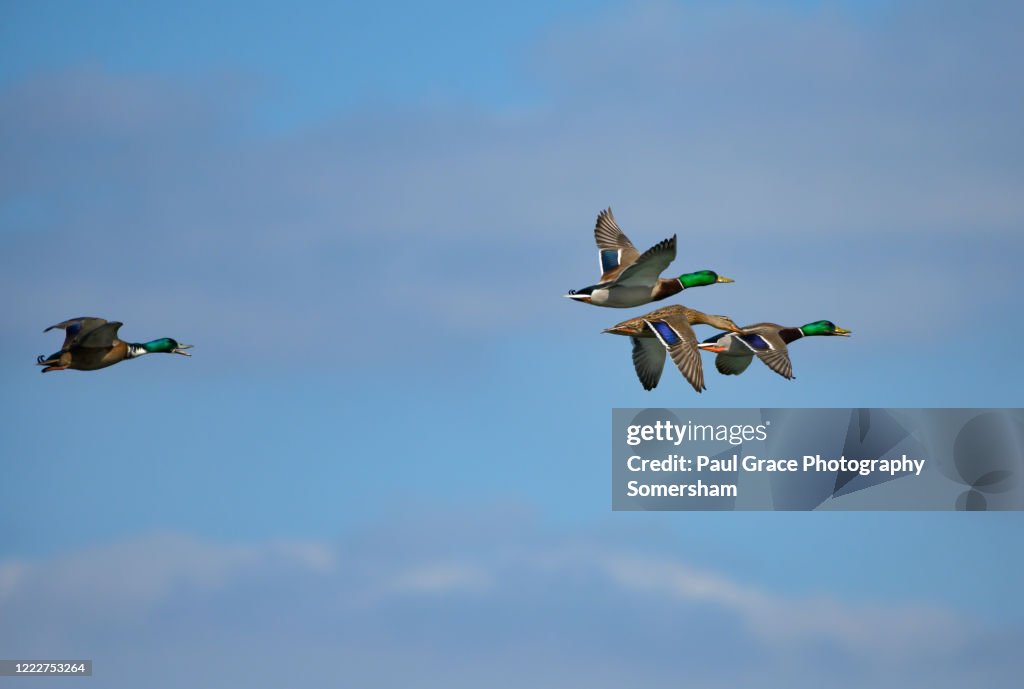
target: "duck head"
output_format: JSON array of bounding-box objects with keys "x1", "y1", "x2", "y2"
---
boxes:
[
  {"x1": 801, "y1": 321, "x2": 851, "y2": 337},
  {"x1": 142, "y1": 338, "x2": 194, "y2": 355},
  {"x1": 678, "y1": 270, "x2": 734, "y2": 289}
]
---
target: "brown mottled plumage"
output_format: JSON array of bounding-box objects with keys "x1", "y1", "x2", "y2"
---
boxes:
[{"x1": 603, "y1": 305, "x2": 742, "y2": 392}]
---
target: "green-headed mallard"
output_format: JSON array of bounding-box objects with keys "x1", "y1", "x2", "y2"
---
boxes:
[
  {"x1": 565, "y1": 207, "x2": 733, "y2": 308},
  {"x1": 36, "y1": 317, "x2": 192, "y2": 373},
  {"x1": 603, "y1": 305, "x2": 742, "y2": 392},
  {"x1": 697, "y1": 320, "x2": 851, "y2": 379}
]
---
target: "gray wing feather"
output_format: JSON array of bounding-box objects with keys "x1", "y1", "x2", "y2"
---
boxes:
[
  {"x1": 716, "y1": 354, "x2": 754, "y2": 376},
  {"x1": 749, "y1": 330, "x2": 793, "y2": 379},
  {"x1": 756, "y1": 347, "x2": 794, "y2": 379},
  {"x1": 44, "y1": 317, "x2": 109, "y2": 350},
  {"x1": 612, "y1": 235, "x2": 677, "y2": 288},
  {"x1": 76, "y1": 322, "x2": 124, "y2": 349},
  {"x1": 594, "y1": 208, "x2": 638, "y2": 254},
  {"x1": 648, "y1": 315, "x2": 704, "y2": 393},
  {"x1": 631, "y1": 337, "x2": 667, "y2": 391},
  {"x1": 594, "y1": 208, "x2": 640, "y2": 280}
]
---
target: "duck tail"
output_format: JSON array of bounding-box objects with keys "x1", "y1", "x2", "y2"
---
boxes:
[
  {"x1": 36, "y1": 352, "x2": 64, "y2": 372},
  {"x1": 565, "y1": 284, "x2": 596, "y2": 302}
]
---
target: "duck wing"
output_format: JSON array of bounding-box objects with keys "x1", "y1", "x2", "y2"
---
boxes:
[
  {"x1": 755, "y1": 341, "x2": 794, "y2": 379},
  {"x1": 715, "y1": 353, "x2": 754, "y2": 376},
  {"x1": 76, "y1": 321, "x2": 124, "y2": 349},
  {"x1": 644, "y1": 313, "x2": 704, "y2": 392},
  {"x1": 737, "y1": 326, "x2": 793, "y2": 380},
  {"x1": 44, "y1": 317, "x2": 109, "y2": 350},
  {"x1": 594, "y1": 208, "x2": 641, "y2": 281},
  {"x1": 630, "y1": 336, "x2": 667, "y2": 391},
  {"x1": 610, "y1": 235, "x2": 677, "y2": 288}
]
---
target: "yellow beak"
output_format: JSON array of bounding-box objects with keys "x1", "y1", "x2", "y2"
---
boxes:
[
  {"x1": 716, "y1": 276, "x2": 735, "y2": 283},
  {"x1": 834, "y1": 327, "x2": 851, "y2": 336}
]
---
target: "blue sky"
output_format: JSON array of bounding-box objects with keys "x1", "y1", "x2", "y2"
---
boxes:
[{"x1": 1, "y1": 1, "x2": 1023, "y2": 686}]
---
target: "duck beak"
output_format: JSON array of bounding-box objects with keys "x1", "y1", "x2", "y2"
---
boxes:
[
  {"x1": 834, "y1": 327, "x2": 852, "y2": 336},
  {"x1": 716, "y1": 275, "x2": 734, "y2": 283},
  {"x1": 173, "y1": 343, "x2": 194, "y2": 356},
  {"x1": 698, "y1": 343, "x2": 727, "y2": 353}
]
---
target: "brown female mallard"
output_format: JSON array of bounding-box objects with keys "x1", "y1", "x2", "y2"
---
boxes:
[{"x1": 603, "y1": 305, "x2": 741, "y2": 392}]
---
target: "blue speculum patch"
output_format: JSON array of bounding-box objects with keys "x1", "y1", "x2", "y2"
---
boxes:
[
  {"x1": 741, "y1": 334, "x2": 770, "y2": 350},
  {"x1": 600, "y1": 249, "x2": 620, "y2": 273},
  {"x1": 651, "y1": 321, "x2": 681, "y2": 345}
]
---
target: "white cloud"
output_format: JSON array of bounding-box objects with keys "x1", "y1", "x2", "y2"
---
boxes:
[
  {"x1": 0, "y1": 521, "x2": 1018, "y2": 688},
  {"x1": 385, "y1": 561, "x2": 493, "y2": 595},
  {"x1": 0, "y1": 533, "x2": 334, "y2": 622},
  {"x1": 0, "y1": 531, "x2": 974, "y2": 662},
  {"x1": 599, "y1": 553, "x2": 966, "y2": 660}
]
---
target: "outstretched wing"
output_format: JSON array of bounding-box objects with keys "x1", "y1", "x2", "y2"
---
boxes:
[
  {"x1": 715, "y1": 354, "x2": 754, "y2": 376},
  {"x1": 737, "y1": 329, "x2": 794, "y2": 380},
  {"x1": 594, "y1": 208, "x2": 640, "y2": 281},
  {"x1": 44, "y1": 317, "x2": 109, "y2": 350},
  {"x1": 630, "y1": 336, "x2": 667, "y2": 391},
  {"x1": 611, "y1": 235, "x2": 677, "y2": 289},
  {"x1": 645, "y1": 314, "x2": 704, "y2": 392},
  {"x1": 755, "y1": 345, "x2": 794, "y2": 379},
  {"x1": 76, "y1": 321, "x2": 124, "y2": 349}
]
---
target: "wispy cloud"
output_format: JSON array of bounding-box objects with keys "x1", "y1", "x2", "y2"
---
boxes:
[
  {"x1": 599, "y1": 552, "x2": 965, "y2": 659},
  {"x1": 384, "y1": 561, "x2": 493, "y2": 595},
  {"x1": 0, "y1": 527, "x2": 1010, "y2": 688},
  {"x1": 0, "y1": 533, "x2": 334, "y2": 622}
]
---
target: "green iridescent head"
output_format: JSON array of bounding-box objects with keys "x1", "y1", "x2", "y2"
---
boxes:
[
  {"x1": 142, "y1": 338, "x2": 194, "y2": 355},
  {"x1": 800, "y1": 321, "x2": 851, "y2": 337},
  {"x1": 678, "y1": 270, "x2": 734, "y2": 289}
]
